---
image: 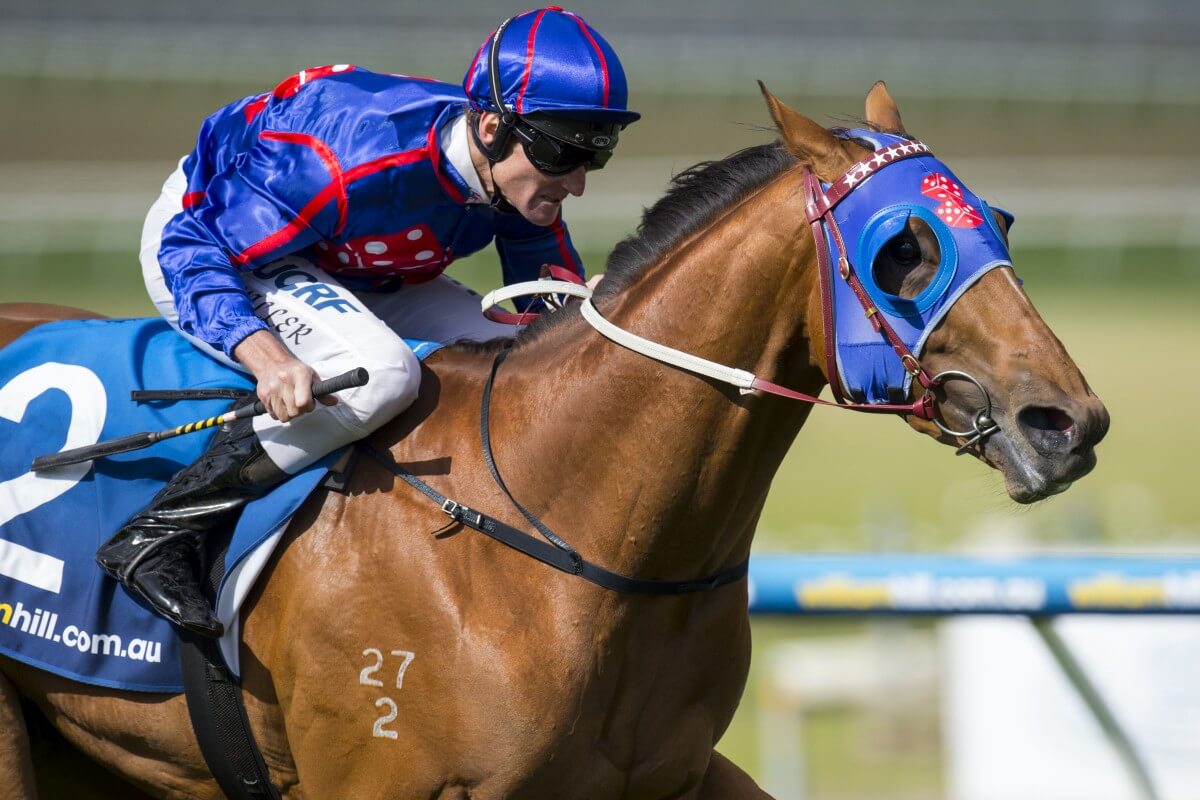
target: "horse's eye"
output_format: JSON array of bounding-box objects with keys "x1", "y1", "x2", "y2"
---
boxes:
[{"x1": 889, "y1": 237, "x2": 920, "y2": 266}]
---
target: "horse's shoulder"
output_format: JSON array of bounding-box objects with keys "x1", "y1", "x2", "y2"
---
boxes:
[{"x1": 400, "y1": 346, "x2": 495, "y2": 429}]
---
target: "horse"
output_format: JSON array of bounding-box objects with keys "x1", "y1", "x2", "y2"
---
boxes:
[{"x1": 0, "y1": 83, "x2": 1108, "y2": 799}]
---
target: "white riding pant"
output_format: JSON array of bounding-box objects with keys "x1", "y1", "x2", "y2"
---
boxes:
[{"x1": 142, "y1": 159, "x2": 518, "y2": 473}]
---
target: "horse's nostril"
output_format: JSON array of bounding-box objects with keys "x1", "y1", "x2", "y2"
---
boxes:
[
  {"x1": 1017, "y1": 406, "x2": 1075, "y2": 454},
  {"x1": 1027, "y1": 406, "x2": 1074, "y2": 433}
]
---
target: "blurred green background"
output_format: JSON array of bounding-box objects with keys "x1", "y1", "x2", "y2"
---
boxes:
[{"x1": 2, "y1": 1, "x2": 1198, "y2": 797}]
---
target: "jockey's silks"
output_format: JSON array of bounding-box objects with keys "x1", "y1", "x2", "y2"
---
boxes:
[{"x1": 159, "y1": 66, "x2": 584, "y2": 357}]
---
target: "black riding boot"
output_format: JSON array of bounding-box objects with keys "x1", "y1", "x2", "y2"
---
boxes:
[{"x1": 95, "y1": 413, "x2": 286, "y2": 638}]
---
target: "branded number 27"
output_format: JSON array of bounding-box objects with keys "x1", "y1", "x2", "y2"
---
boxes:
[{"x1": 359, "y1": 648, "x2": 415, "y2": 740}]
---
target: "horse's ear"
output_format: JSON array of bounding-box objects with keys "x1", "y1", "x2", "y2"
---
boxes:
[
  {"x1": 864, "y1": 81, "x2": 904, "y2": 133},
  {"x1": 758, "y1": 81, "x2": 848, "y2": 182}
]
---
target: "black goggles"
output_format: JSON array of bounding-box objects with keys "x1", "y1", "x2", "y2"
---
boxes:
[{"x1": 511, "y1": 116, "x2": 620, "y2": 175}]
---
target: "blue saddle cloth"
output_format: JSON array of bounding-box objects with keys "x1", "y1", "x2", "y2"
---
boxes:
[{"x1": 0, "y1": 318, "x2": 442, "y2": 692}]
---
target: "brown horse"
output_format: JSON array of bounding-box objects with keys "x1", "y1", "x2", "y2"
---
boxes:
[{"x1": 0, "y1": 84, "x2": 1107, "y2": 799}]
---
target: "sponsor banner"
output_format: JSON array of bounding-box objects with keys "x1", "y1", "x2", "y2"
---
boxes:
[{"x1": 748, "y1": 555, "x2": 1200, "y2": 615}]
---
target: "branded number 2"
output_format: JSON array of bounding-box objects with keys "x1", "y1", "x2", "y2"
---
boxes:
[{"x1": 360, "y1": 648, "x2": 416, "y2": 739}]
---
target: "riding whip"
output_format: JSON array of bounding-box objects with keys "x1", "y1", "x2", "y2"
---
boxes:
[{"x1": 30, "y1": 367, "x2": 369, "y2": 471}]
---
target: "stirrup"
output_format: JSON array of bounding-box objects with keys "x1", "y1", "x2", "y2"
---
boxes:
[{"x1": 125, "y1": 576, "x2": 224, "y2": 638}]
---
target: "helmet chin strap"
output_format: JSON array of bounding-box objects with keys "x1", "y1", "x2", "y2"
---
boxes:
[{"x1": 469, "y1": 113, "x2": 519, "y2": 214}]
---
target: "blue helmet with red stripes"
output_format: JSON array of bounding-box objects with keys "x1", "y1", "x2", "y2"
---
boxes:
[{"x1": 464, "y1": 8, "x2": 640, "y2": 127}]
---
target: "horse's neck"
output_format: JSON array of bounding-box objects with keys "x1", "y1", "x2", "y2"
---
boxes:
[{"x1": 489, "y1": 169, "x2": 824, "y2": 580}]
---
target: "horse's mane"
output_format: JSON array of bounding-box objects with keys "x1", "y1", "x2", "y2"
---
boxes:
[
  {"x1": 597, "y1": 141, "x2": 798, "y2": 296},
  {"x1": 450, "y1": 140, "x2": 798, "y2": 355}
]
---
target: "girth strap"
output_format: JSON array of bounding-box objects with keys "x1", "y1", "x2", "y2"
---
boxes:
[
  {"x1": 180, "y1": 633, "x2": 282, "y2": 800},
  {"x1": 179, "y1": 448, "x2": 281, "y2": 800}
]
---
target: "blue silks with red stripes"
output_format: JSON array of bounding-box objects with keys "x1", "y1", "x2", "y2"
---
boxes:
[
  {"x1": 161, "y1": 65, "x2": 584, "y2": 359},
  {"x1": 463, "y1": 7, "x2": 639, "y2": 125}
]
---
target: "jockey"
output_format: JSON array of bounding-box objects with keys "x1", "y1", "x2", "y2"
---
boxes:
[{"x1": 94, "y1": 7, "x2": 639, "y2": 638}]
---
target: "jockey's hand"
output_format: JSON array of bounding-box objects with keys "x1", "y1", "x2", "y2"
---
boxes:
[
  {"x1": 232, "y1": 330, "x2": 337, "y2": 423},
  {"x1": 257, "y1": 360, "x2": 326, "y2": 423}
]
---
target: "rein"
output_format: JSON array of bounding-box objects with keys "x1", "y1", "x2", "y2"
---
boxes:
[
  {"x1": 578, "y1": 298, "x2": 933, "y2": 418},
  {"x1": 485, "y1": 278, "x2": 938, "y2": 421},
  {"x1": 361, "y1": 348, "x2": 749, "y2": 595}
]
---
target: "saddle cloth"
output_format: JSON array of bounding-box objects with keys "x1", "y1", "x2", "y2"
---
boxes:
[{"x1": 0, "y1": 318, "x2": 442, "y2": 692}]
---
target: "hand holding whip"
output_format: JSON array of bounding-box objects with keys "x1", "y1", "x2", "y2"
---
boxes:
[{"x1": 31, "y1": 368, "x2": 369, "y2": 471}]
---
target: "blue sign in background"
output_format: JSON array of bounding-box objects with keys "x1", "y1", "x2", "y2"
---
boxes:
[{"x1": 748, "y1": 554, "x2": 1200, "y2": 616}]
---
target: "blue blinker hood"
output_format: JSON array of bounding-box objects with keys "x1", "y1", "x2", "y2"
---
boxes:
[{"x1": 825, "y1": 130, "x2": 1015, "y2": 404}]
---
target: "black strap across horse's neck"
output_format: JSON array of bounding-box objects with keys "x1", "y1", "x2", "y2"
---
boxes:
[{"x1": 361, "y1": 348, "x2": 749, "y2": 595}]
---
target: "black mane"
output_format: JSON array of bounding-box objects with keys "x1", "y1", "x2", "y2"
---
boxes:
[{"x1": 450, "y1": 140, "x2": 798, "y2": 354}]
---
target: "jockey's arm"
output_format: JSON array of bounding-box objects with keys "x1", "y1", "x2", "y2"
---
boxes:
[
  {"x1": 157, "y1": 141, "x2": 340, "y2": 421},
  {"x1": 493, "y1": 213, "x2": 585, "y2": 309}
]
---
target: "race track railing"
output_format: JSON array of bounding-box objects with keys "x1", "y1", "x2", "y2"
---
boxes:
[{"x1": 746, "y1": 555, "x2": 1200, "y2": 800}]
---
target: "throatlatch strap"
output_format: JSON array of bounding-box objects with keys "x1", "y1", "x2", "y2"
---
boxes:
[{"x1": 180, "y1": 634, "x2": 281, "y2": 800}]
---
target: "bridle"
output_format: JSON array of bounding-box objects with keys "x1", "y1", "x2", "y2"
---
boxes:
[{"x1": 483, "y1": 138, "x2": 1004, "y2": 454}]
